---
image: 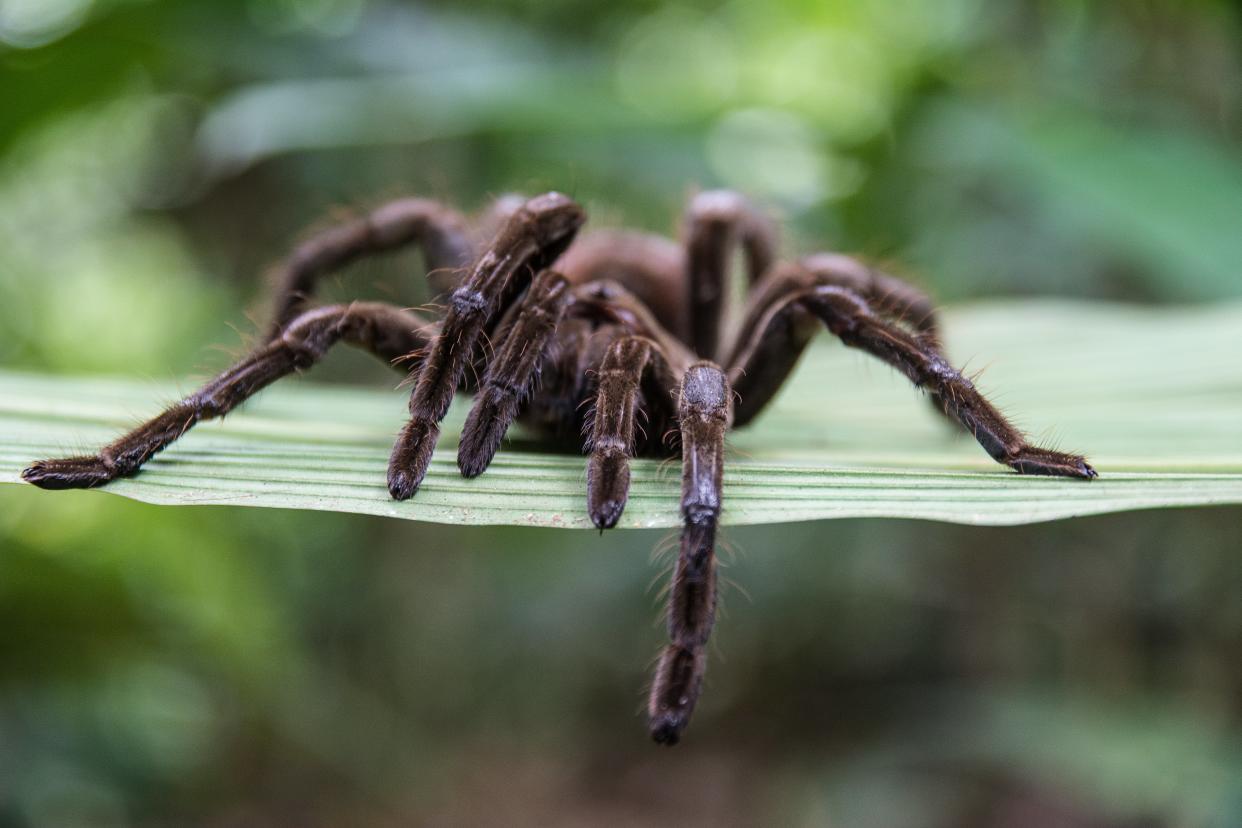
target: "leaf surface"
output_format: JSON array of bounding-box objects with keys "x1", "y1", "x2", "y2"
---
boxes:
[{"x1": 3, "y1": 301, "x2": 1240, "y2": 528}]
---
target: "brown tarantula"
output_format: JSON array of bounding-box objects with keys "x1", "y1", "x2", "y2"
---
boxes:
[{"x1": 23, "y1": 190, "x2": 1096, "y2": 745}]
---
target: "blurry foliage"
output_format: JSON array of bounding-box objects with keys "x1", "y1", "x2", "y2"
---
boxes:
[{"x1": 1, "y1": 0, "x2": 1241, "y2": 825}]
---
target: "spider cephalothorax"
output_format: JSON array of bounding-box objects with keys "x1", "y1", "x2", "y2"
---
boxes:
[{"x1": 23, "y1": 189, "x2": 1096, "y2": 745}]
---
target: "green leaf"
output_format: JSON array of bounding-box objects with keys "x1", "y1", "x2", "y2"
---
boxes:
[
  {"x1": 2, "y1": 300, "x2": 1240, "y2": 528},
  {"x1": 922, "y1": 102, "x2": 1242, "y2": 300}
]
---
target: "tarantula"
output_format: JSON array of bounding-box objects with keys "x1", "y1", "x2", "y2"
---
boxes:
[{"x1": 22, "y1": 189, "x2": 1096, "y2": 745}]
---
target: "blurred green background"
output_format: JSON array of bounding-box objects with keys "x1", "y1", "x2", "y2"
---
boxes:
[{"x1": 2, "y1": 0, "x2": 1242, "y2": 825}]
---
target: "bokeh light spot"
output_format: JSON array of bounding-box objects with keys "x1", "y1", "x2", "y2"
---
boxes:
[
  {"x1": 616, "y1": 6, "x2": 739, "y2": 117},
  {"x1": 0, "y1": 0, "x2": 92, "y2": 48},
  {"x1": 707, "y1": 107, "x2": 864, "y2": 209}
]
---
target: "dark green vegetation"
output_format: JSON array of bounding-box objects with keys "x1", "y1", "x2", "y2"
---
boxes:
[{"x1": 1, "y1": 1, "x2": 1241, "y2": 825}]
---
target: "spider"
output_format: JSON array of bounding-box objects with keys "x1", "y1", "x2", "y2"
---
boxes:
[{"x1": 22, "y1": 189, "x2": 1097, "y2": 745}]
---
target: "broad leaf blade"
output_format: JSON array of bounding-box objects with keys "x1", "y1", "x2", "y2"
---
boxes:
[{"x1": 2, "y1": 301, "x2": 1240, "y2": 528}]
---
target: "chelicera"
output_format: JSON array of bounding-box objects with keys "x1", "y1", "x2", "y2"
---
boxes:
[{"x1": 23, "y1": 190, "x2": 1097, "y2": 744}]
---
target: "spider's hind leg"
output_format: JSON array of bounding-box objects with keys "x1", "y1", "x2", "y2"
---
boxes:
[
  {"x1": 682, "y1": 190, "x2": 778, "y2": 360},
  {"x1": 22, "y1": 303, "x2": 437, "y2": 490},
  {"x1": 269, "y1": 198, "x2": 473, "y2": 339}
]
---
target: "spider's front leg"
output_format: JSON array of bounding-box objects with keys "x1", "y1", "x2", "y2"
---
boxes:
[
  {"x1": 727, "y1": 277, "x2": 1096, "y2": 479},
  {"x1": 22, "y1": 303, "x2": 437, "y2": 490},
  {"x1": 577, "y1": 300, "x2": 727, "y2": 743},
  {"x1": 386, "y1": 192, "x2": 586, "y2": 500},
  {"x1": 456, "y1": 269, "x2": 572, "y2": 478},
  {"x1": 649, "y1": 362, "x2": 732, "y2": 745}
]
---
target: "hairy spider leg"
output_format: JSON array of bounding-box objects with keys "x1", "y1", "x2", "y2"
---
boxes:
[
  {"x1": 577, "y1": 280, "x2": 694, "y2": 528},
  {"x1": 722, "y1": 263, "x2": 822, "y2": 427},
  {"x1": 386, "y1": 192, "x2": 587, "y2": 500},
  {"x1": 269, "y1": 198, "x2": 474, "y2": 338},
  {"x1": 728, "y1": 282, "x2": 1097, "y2": 479},
  {"x1": 649, "y1": 362, "x2": 732, "y2": 745},
  {"x1": 23, "y1": 303, "x2": 437, "y2": 490},
  {"x1": 587, "y1": 336, "x2": 666, "y2": 529},
  {"x1": 457, "y1": 270, "x2": 572, "y2": 478},
  {"x1": 682, "y1": 190, "x2": 778, "y2": 360},
  {"x1": 799, "y1": 253, "x2": 957, "y2": 423},
  {"x1": 800, "y1": 253, "x2": 942, "y2": 348},
  {"x1": 469, "y1": 193, "x2": 528, "y2": 252},
  {"x1": 727, "y1": 260, "x2": 952, "y2": 426}
]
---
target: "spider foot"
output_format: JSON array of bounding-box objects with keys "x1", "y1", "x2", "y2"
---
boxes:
[
  {"x1": 649, "y1": 714, "x2": 686, "y2": 746},
  {"x1": 22, "y1": 456, "x2": 115, "y2": 490},
  {"x1": 457, "y1": 405, "x2": 508, "y2": 479},
  {"x1": 1008, "y1": 447, "x2": 1097, "y2": 479},
  {"x1": 647, "y1": 644, "x2": 704, "y2": 746},
  {"x1": 456, "y1": 271, "x2": 571, "y2": 480},
  {"x1": 589, "y1": 498, "x2": 626, "y2": 531},
  {"x1": 587, "y1": 449, "x2": 630, "y2": 530},
  {"x1": 387, "y1": 420, "x2": 439, "y2": 500}
]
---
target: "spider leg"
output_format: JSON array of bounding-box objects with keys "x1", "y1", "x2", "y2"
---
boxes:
[
  {"x1": 649, "y1": 361, "x2": 732, "y2": 745},
  {"x1": 800, "y1": 253, "x2": 941, "y2": 348},
  {"x1": 457, "y1": 269, "x2": 572, "y2": 478},
  {"x1": 730, "y1": 281, "x2": 1096, "y2": 478},
  {"x1": 22, "y1": 303, "x2": 436, "y2": 490},
  {"x1": 799, "y1": 253, "x2": 957, "y2": 423},
  {"x1": 724, "y1": 263, "x2": 823, "y2": 427},
  {"x1": 728, "y1": 258, "x2": 953, "y2": 425},
  {"x1": 269, "y1": 198, "x2": 473, "y2": 338},
  {"x1": 574, "y1": 278, "x2": 693, "y2": 527},
  {"x1": 387, "y1": 192, "x2": 586, "y2": 500},
  {"x1": 683, "y1": 190, "x2": 778, "y2": 359},
  {"x1": 585, "y1": 335, "x2": 676, "y2": 529},
  {"x1": 469, "y1": 192, "x2": 527, "y2": 250}
]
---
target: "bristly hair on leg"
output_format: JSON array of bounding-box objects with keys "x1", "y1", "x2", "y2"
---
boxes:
[{"x1": 648, "y1": 361, "x2": 731, "y2": 745}]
